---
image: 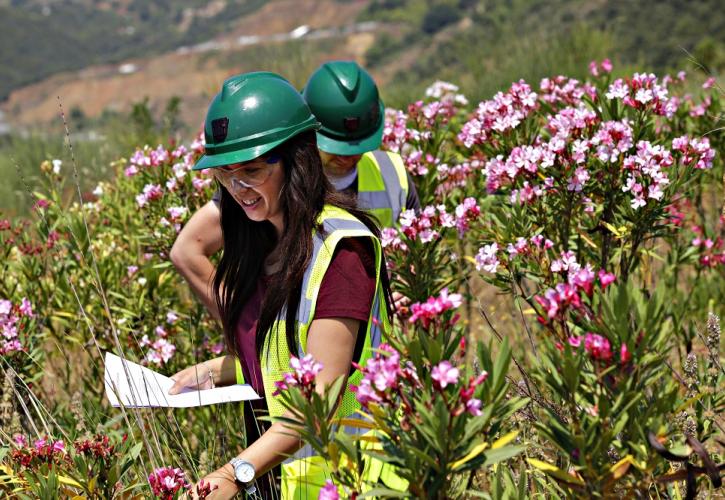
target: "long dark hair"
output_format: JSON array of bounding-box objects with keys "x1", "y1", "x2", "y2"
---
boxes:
[{"x1": 213, "y1": 130, "x2": 392, "y2": 361}]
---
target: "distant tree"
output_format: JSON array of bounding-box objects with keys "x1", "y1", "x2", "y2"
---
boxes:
[
  {"x1": 162, "y1": 96, "x2": 183, "y2": 139},
  {"x1": 422, "y1": 4, "x2": 462, "y2": 35},
  {"x1": 130, "y1": 97, "x2": 156, "y2": 146}
]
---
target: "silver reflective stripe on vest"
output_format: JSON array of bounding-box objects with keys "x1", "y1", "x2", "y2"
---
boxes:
[
  {"x1": 356, "y1": 190, "x2": 393, "y2": 210},
  {"x1": 286, "y1": 414, "x2": 371, "y2": 462},
  {"x1": 372, "y1": 150, "x2": 405, "y2": 221},
  {"x1": 295, "y1": 217, "x2": 374, "y2": 329}
]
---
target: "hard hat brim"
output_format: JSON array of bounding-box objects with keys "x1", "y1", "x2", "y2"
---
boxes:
[
  {"x1": 192, "y1": 139, "x2": 285, "y2": 171},
  {"x1": 316, "y1": 113, "x2": 384, "y2": 156}
]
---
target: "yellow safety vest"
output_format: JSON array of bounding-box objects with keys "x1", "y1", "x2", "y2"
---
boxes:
[
  {"x1": 234, "y1": 205, "x2": 406, "y2": 498},
  {"x1": 356, "y1": 151, "x2": 409, "y2": 228}
]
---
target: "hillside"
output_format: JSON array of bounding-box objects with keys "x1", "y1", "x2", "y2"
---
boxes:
[
  {"x1": 0, "y1": 0, "x2": 272, "y2": 100},
  {"x1": 0, "y1": 0, "x2": 372, "y2": 132}
]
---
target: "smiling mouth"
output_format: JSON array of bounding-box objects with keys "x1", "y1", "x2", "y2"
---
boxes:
[{"x1": 240, "y1": 196, "x2": 261, "y2": 207}]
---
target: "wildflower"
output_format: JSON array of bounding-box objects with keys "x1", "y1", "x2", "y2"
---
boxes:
[
  {"x1": 19, "y1": 298, "x2": 33, "y2": 317},
  {"x1": 148, "y1": 467, "x2": 190, "y2": 500},
  {"x1": 51, "y1": 159, "x2": 62, "y2": 174},
  {"x1": 318, "y1": 479, "x2": 340, "y2": 500},
  {"x1": 475, "y1": 243, "x2": 500, "y2": 273},
  {"x1": 431, "y1": 361, "x2": 459, "y2": 389},
  {"x1": 408, "y1": 288, "x2": 463, "y2": 328},
  {"x1": 535, "y1": 283, "x2": 582, "y2": 321},
  {"x1": 145, "y1": 338, "x2": 176, "y2": 365},
  {"x1": 13, "y1": 434, "x2": 27, "y2": 447},
  {"x1": 351, "y1": 379, "x2": 383, "y2": 406},
  {"x1": 274, "y1": 354, "x2": 323, "y2": 397},
  {"x1": 466, "y1": 398, "x2": 483, "y2": 416},
  {"x1": 598, "y1": 270, "x2": 616, "y2": 288},
  {"x1": 195, "y1": 479, "x2": 218, "y2": 499},
  {"x1": 620, "y1": 343, "x2": 631, "y2": 364},
  {"x1": 127, "y1": 265, "x2": 139, "y2": 277},
  {"x1": 166, "y1": 311, "x2": 179, "y2": 324},
  {"x1": 583, "y1": 333, "x2": 612, "y2": 361},
  {"x1": 567, "y1": 167, "x2": 590, "y2": 192}
]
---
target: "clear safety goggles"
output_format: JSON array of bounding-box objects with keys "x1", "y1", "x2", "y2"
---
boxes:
[{"x1": 213, "y1": 155, "x2": 280, "y2": 190}]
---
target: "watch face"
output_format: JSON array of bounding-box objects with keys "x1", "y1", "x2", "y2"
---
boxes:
[{"x1": 235, "y1": 462, "x2": 255, "y2": 483}]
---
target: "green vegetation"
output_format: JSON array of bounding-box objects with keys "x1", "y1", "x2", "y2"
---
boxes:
[
  {"x1": 0, "y1": 97, "x2": 187, "y2": 216},
  {"x1": 0, "y1": 0, "x2": 269, "y2": 100}
]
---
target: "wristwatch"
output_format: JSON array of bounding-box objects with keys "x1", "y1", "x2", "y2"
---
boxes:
[{"x1": 229, "y1": 457, "x2": 257, "y2": 496}]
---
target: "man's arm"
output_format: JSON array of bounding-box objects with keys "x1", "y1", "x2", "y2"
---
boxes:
[{"x1": 170, "y1": 201, "x2": 223, "y2": 320}]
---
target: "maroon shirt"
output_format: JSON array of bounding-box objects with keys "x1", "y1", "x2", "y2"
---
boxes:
[{"x1": 235, "y1": 237, "x2": 376, "y2": 398}]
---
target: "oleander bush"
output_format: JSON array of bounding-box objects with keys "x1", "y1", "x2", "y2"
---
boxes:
[{"x1": 0, "y1": 61, "x2": 723, "y2": 498}]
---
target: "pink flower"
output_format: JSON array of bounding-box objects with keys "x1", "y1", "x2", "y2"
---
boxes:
[
  {"x1": 34, "y1": 438, "x2": 47, "y2": 450},
  {"x1": 148, "y1": 467, "x2": 190, "y2": 499},
  {"x1": 13, "y1": 434, "x2": 27, "y2": 447},
  {"x1": 702, "y1": 77, "x2": 715, "y2": 89},
  {"x1": 408, "y1": 288, "x2": 463, "y2": 328},
  {"x1": 318, "y1": 479, "x2": 340, "y2": 500},
  {"x1": 568, "y1": 336, "x2": 581, "y2": 348},
  {"x1": 127, "y1": 265, "x2": 139, "y2": 277},
  {"x1": 584, "y1": 333, "x2": 612, "y2": 361},
  {"x1": 598, "y1": 270, "x2": 616, "y2": 288},
  {"x1": 0, "y1": 300, "x2": 12, "y2": 316},
  {"x1": 431, "y1": 361, "x2": 459, "y2": 389},
  {"x1": 19, "y1": 298, "x2": 33, "y2": 318},
  {"x1": 465, "y1": 398, "x2": 483, "y2": 416},
  {"x1": 351, "y1": 379, "x2": 383, "y2": 406},
  {"x1": 290, "y1": 354, "x2": 323, "y2": 385},
  {"x1": 166, "y1": 311, "x2": 179, "y2": 324},
  {"x1": 475, "y1": 243, "x2": 500, "y2": 273},
  {"x1": 52, "y1": 440, "x2": 65, "y2": 453},
  {"x1": 620, "y1": 343, "x2": 631, "y2": 364}
]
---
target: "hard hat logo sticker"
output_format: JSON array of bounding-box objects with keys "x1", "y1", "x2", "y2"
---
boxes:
[
  {"x1": 343, "y1": 117, "x2": 360, "y2": 132},
  {"x1": 212, "y1": 117, "x2": 229, "y2": 143}
]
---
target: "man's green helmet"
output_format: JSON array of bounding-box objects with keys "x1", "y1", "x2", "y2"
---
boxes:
[
  {"x1": 302, "y1": 61, "x2": 384, "y2": 156},
  {"x1": 193, "y1": 72, "x2": 320, "y2": 170}
]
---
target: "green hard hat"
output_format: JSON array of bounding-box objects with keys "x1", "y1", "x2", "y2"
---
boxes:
[
  {"x1": 193, "y1": 72, "x2": 320, "y2": 170},
  {"x1": 302, "y1": 61, "x2": 384, "y2": 156}
]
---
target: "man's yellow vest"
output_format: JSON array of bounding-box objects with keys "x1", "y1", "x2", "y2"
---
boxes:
[
  {"x1": 234, "y1": 205, "x2": 405, "y2": 498},
  {"x1": 356, "y1": 151, "x2": 409, "y2": 228}
]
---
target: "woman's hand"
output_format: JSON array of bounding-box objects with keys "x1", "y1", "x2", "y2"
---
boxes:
[{"x1": 169, "y1": 363, "x2": 215, "y2": 395}]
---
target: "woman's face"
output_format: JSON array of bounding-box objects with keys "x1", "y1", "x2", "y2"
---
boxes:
[{"x1": 214, "y1": 156, "x2": 285, "y2": 233}]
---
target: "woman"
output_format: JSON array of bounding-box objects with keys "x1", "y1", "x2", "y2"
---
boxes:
[{"x1": 168, "y1": 72, "x2": 392, "y2": 499}]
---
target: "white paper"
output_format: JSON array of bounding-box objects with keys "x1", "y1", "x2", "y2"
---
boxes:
[{"x1": 104, "y1": 352, "x2": 259, "y2": 408}]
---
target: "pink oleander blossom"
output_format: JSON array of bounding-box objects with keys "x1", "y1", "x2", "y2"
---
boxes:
[
  {"x1": 408, "y1": 288, "x2": 463, "y2": 328},
  {"x1": 431, "y1": 361, "x2": 459, "y2": 389},
  {"x1": 19, "y1": 298, "x2": 33, "y2": 317},
  {"x1": 475, "y1": 243, "x2": 500, "y2": 273},
  {"x1": 459, "y1": 80, "x2": 538, "y2": 148},
  {"x1": 351, "y1": 344, "x2": 407, "y2": 408},
  {"x1": 148, "y1": 467, "x2": 190, "y2": 500},
  {"x1": 620, "y1": 343, "x2": 631, "y2": 364},
  {"x1": 318, "y1": 479, "x2": 340, "y2": 500},
  {"x1": 584, "y1": 333, "x2": 612, "y2": 361},
  {"x1": 274, "y1": 354, "x2": 323, "y2": 397}
]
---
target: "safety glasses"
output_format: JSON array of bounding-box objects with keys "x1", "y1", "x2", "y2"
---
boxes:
[{"x1": 214, "y1": 155, "x2": 280, "y2": 190}]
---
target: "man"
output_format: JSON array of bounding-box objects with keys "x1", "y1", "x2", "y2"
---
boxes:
[{"x1": 170, "y1": 61, "x2": 419, "y2": 318}]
